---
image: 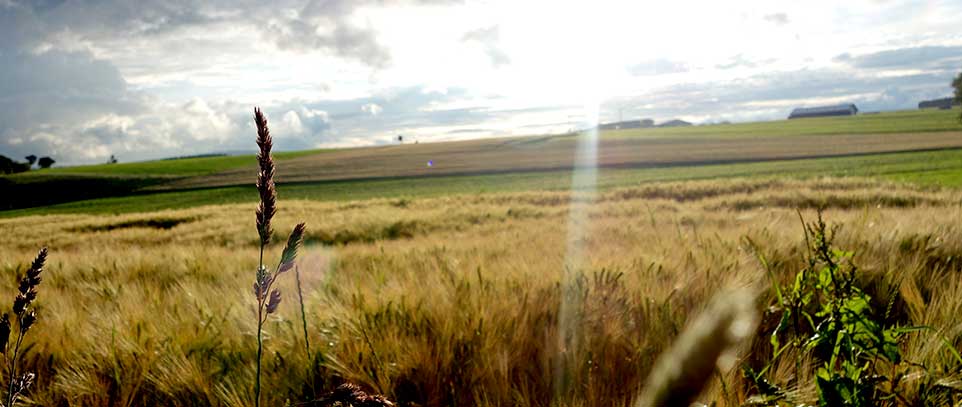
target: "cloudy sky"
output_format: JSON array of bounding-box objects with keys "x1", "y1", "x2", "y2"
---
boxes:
[{"x1": 2, "y1": 0, "x2": 962, "y2": 165}]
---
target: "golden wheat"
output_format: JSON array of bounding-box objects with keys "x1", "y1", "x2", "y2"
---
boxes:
[{"x1": 0, "y1": 177, "x2": 960, "y2": 405}]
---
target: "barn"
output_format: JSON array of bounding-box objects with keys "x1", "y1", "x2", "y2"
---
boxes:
[{"x1": 788, "y1": 104, "x2": 858, "y2": 119}]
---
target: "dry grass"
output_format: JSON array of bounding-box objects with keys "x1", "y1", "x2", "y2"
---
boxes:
[{"x1": 0, "y1": 177, "x2": 960, "y2": 405}]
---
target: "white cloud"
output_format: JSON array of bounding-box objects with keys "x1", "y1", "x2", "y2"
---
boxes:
[{"x1": 361, "y1": 103, "x2": 383, "y2": 116}]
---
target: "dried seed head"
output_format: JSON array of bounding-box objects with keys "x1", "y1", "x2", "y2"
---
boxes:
[
  {"x1": 23, "y1": 247, "x2": 46, "y2": 289},
  {"x1": 636, "y1": 288, "x2": 758, "y2": 407},
  {"x1": 266, "y1": 289, "x2": 281, "y2": 314},
  {"x1": 20, "y1": 310, "x2": 36, "y2": 333},
  {"x1": 13, "y1": 247, "x2": 47, "y2": 316},
  {"x1": 278, "y1": 223, "x2": 306, "y2": 274},
  {"x1": 12, "y1": 294, "x2": 27, "y2": 316},
  {"x1": 253, "y1": 266, "x2": 273, "y2": 301},
  {"x1": 254, "y1": 107, "x2": 276, "y2": 245}
]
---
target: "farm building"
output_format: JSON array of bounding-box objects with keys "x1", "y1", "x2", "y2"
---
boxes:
[
  {"x1": 918, "y1": 97, "x2": 960, "y2": 110},
  {"x1": 788, "y1": 104, "x2": 858, "y2": 119}
]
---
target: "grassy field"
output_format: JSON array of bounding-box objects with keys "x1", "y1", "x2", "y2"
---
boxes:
[
  {"x1": 4, "y1": 146, "x2": 962, "y2": 217},
  {"x1": 0, "y1": 150, "x2": 329, "y2": 211},
  {"x1": 27, "y1": 150, "x2": 329, "y2": 177},
  {"x1": 1, "y1": 178, "x2": 961, "y2": 406},
  {"x1": 1, "y1": 108, "x2": 962, "y2": 406}
]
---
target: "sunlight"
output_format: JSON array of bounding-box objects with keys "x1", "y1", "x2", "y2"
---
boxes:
[{"x1": 555, "y1": 96, "x2": 601, "y2": 398}]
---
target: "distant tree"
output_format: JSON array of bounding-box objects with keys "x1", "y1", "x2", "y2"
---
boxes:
[
  {"x1": 0, "y1": 155, "x2": 30, "y2": 174},
  {"x1": 397, "y1": 135, "x2": 404, "y2": 143},
  {"x1": 107, "y1": 154, "x2": 118, "y2": 164},
  {"x1": 954, "y1": 71, "x2": 962, "y2": 123},
  {"x1": 37, "y1": 156, "x2": 55, "y2": 169},
  {"x1": 24, "y1": 155, "x2": 37, "y2": 166}
]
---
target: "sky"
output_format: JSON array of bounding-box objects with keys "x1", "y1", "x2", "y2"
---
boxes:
[{"x1": 2, "y1": 0, "x2": 962, "y2": 165}]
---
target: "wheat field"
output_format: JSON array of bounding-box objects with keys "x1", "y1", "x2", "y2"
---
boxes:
[{"x1": 0, "y1": 177, "x2": 960, "y2": 406}]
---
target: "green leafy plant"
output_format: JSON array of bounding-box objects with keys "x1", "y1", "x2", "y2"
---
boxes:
[{"x1": 744, "y1": 210, "x2": 960, "y2": 406}]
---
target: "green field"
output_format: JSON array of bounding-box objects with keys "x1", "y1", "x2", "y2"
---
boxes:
[
  {"x1": 4, "y1": 147, "x2": 962, "y2": 217},
  {"x1": 2, "y1": 108, "x2": 961, "y2": 216},
  {"x1": 20, "y1": 149, "x2": 328, "y2": 177}
]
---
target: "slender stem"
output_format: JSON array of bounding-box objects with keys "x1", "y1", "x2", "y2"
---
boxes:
[
  {"x1": 255, "y1": 309, "x2": 263, "y2": 407},
  {"x1": 294, "y1": 265, "x2": 313, "y2": 395},
  {"x1": 259, "y1": 244, "x2": 265, "y2": 274},
  {"x1": 7, "y1": 329, "x2": 25, "y2": 407},
  {"x1": 254, "y1": 241, "x2": 265, "y2": 407},
  {"x1": 295, "y1": 265, "x2": 310, "y2": 356}
]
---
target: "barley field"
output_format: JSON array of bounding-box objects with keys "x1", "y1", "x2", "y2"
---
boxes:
[{"x1": 2, "y1": 177, "x2": 962, "y2": 406}]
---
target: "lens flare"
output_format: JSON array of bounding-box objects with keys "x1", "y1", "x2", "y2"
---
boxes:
[{"x1": 554, "y1": 98, "x2": 600, "y2": 400}]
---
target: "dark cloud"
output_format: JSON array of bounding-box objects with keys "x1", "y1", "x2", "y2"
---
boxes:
[
  {"x1": 3, "y1": 0, "x2": 455, "y2": 69},
  {"x1": 627, "y1": 59, "x2": 689, "y2": 76},
  {"x1": 8, "y1": 0, "x2": 236, "y2": 42},
  {"x1": 763, "y1": 12, "x2": 789, "y2": 25},
  {"x1": 264, "y1": 0, "x2": 461, "y2": 68},
  {"x1": 834, "y1": 45, "x2": 962, "y2": 70},
  {"x1": 461, "y1": 25, "x2": 510, "y2": 67},
  {"x1": 0, "y1": 47, "x2": 156, "y2": 163},
  {"x1": 265, "y1": 4, "x2": 392, "y2": 69}
]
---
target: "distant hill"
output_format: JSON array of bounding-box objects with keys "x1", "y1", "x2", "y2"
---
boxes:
[
  {"x1": 656, "y1": 119, "x2": 692, "y2": 127},
  {"x1": 160, "y1": 153, "x2": 229, "y2": 161}
]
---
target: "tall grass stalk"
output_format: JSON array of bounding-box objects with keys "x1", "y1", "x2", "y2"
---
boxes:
[
  {"x1": 295, "y1": 265, "x2": 311, "y2": 356},
  {"x1": 2, "y1": 247, "x2": 47, "y2": 407},
  {"x1": 251, "y1": 107, "x2": 306, "y2": 407}
]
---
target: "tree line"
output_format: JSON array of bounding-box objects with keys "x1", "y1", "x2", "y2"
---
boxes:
[{"x1": 0, "y1": 155, "x2": 55, "y2": 175}]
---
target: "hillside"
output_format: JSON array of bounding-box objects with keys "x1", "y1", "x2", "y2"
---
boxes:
[{"x1": 2, "y1": 108, "x2": 961, "y2": 215}]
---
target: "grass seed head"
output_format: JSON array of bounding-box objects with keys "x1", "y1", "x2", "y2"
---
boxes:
[
  {"x1": 13, "y1": 247, "x2": 46, "y2": 318},
  {"x1": 254, "y1": 266, "x2": 273, "y2": 301},
  {"x1": 254, "y1": 107, "x2": 276, "y2": 245},
  {"x1": 266, "y1": 289, "x2": 281, "y2": 314},
  {"x1": 279, "y1": 223, "x2": 306, "y2": 274},
  {"x1": 20, "y1": 311, "x2": 36, "y2": 333}
]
